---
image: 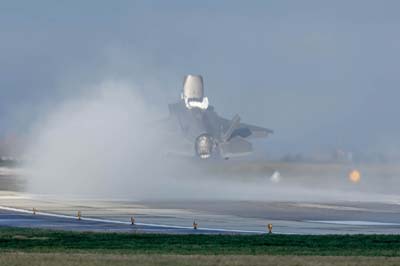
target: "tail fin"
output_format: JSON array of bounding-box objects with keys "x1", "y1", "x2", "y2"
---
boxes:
[{"x1": 222, "y1": 114, "x2": 241, "y2": 142}]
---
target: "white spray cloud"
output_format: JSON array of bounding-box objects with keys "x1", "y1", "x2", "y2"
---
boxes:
[
  {"x1": 24, "y1": 80, "x2": 400, "y2": 203},
  {"x1": 26, "y1": 81, "x2": 170, "y2": 197},
  {"x1": 24, "y1": 80, "x2": 280, "y2": 200}
]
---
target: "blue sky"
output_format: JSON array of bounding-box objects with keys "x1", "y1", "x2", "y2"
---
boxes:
[{"x1": 1, "y1": 1, "x2": 400, "y2": 155}]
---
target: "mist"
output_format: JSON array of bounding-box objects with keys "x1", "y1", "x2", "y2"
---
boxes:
[
  {"x1": 20, "y1": 81, "x2": 316, "y2": 200},
  {"x1": 26, "y1": 81, "x2": 168, "y2": 197},
  {"x1": 20, "y1": 80, "x2": 399, "y2": 203},
  {"x1": 2, "y1": 1, "x2": 400, "y2": 159},
  {"x1": 1, "y1": 2, "x2": 400, "y2": 203}
]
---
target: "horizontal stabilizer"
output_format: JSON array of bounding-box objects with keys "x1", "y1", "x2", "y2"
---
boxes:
[{"x1": 219, "y1": 137, "x2": 252, "y2": 158}]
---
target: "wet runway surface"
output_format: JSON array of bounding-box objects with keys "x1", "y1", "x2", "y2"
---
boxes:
[
  {"x1": 1, "y1": 191, "x2": 400, "y2": 234},
  {"x1": 0, "y1": 209, "x2": 245, "y2": 234}
]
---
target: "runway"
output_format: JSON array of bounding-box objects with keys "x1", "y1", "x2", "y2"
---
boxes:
[
  {"x1": 1, "y1": 191, "x2": 400, "y2": 234},
  {"x1": 0, "y1": 207, "x2": 260, "y2": 234}
]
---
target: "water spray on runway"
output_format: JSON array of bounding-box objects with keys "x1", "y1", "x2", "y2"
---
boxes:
[{"x1": 21, "y1": 80, "x2": 400, "y2": 203}]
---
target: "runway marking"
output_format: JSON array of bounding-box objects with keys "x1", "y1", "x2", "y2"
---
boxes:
[
  {"x1": 0, "y1": 167, "x2": 26, "y2": 176},
  {"x1": 0, "y1": 206, "x2": 265, "y2": 234},
  {"x1": 0, "y1": 196, "x2": 31, "y2": 200},
  {"x1": 305, "y1": 220, "x2": 400, "y2": 226},
  {"x1": 294, "y1": 203, "x2": 368, "y2": 211}
]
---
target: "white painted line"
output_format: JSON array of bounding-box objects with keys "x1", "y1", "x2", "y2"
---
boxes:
[
  {"x1": 305, "y1": 220, "x2": 400, "y2": 226},
  {"x1": 0, "y1": 206, "x2": 265, "y2": 234}
]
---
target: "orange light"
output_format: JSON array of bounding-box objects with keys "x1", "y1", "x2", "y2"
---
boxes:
[{"x1": 349, "y1": 169, "x2": 361, "y2": 183}]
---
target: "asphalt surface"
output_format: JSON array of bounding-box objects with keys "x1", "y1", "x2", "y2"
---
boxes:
[
  {"x1": 1, "y1": 191, "x2": 400, "y2": 234},
  {"x1": 0, "y1": 209, "x2": 247, "y2": 234}
]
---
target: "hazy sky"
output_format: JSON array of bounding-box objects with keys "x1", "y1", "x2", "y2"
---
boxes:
[{"x1": 1, "y1": 1, "x2": 400, "y2": 155}]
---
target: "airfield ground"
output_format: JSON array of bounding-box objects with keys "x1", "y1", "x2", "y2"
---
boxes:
[
  {"x1": 1, "y1": 162, "x2": 400, "y2": 265},
  {"x1": 3, "y1": 253, "x2": 400, "y2": 266},
  {"x1": 1, "y1": 227, "x2": 400, "y2": 265},
  {"x1": 1, "y1": 190, "x2": 400, "y2": 234},
  {"x1": 1, "y1": 203, "x2": 400, "y2": 266},
  {"x1": 2, "y1": 227, "x2": 400, "y2": 256}
]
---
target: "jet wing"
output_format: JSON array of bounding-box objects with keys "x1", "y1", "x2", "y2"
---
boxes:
[
  {"x1": 219, "y1": 115, "x2": 273, "y2": 140},
  {"x1": 237, "y1": 122, "x2": 274, "y2": 139}
]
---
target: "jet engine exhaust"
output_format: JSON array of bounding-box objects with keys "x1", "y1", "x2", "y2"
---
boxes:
[{"x1": 195, "y1": 134, "x2": 214, "y2": 159}]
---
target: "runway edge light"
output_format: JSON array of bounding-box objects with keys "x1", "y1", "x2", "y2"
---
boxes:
[
  {"x1": 267, "y1": 223, "x2": 273, "y2": 234},
  {"x1": 349, "y1": 169, "x2": 361, "y2": 183}
]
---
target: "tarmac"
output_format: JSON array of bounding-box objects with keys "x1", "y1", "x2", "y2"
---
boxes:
[
  {"x1": 1, "y1": 191, "x2": 400, "y2": 234},
  {"x1": 0, "y1": 207, "x2": 254, "y2": 234}
]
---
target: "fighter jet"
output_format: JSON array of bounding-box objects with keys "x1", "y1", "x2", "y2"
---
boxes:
[{"x1": 165, "y1": 75, "x2": 273, "y2": 159}]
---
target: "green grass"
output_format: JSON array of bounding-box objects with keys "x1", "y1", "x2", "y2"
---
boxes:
[{"x1": 1, "y1": 227, "x2": 400, "y2": 256}]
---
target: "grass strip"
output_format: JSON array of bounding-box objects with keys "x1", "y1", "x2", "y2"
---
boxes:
[{"x1": 0, "y1": 227, "x2": 400, "y2": 256}]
